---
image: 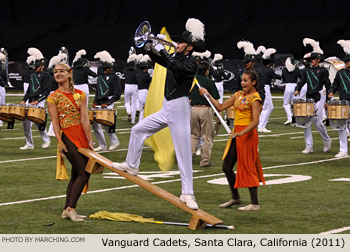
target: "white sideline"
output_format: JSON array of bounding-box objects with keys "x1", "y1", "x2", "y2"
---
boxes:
[{"x1": 319, "y1": 227, "x2": 350, "y2": 234}]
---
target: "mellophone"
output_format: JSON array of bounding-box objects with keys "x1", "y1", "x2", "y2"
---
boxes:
[
  {"x1": 292, "y1": 98, "x2": 315, "y2": 128},
  {"x1": 88, "y1": 107, "x2": 116, "y2": 126},
  {"x1": 0, "y1": 104, "x2": 46, "y2": 124},
  {"x1": 327, "y1": 99, "x2": 350, "y2": 130}
]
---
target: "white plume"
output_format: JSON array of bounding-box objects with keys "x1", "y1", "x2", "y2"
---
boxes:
[
  {"x1": 237, "y1": 41, "x2": 256, "y2": 55},
  {"x1": 337, "y1": 40, "x2": 350, "y2": 55},
  {"x1": 303, "y1": 38, "x2": 323, "y2": 54},
  {"x1": 127, "y1": 54, "x2": 138, "y2": 63},
  {"x1": 27, "y1": 47, "x2": 44, "y2": 60},
  {"x1": 303, "y1": 52, "x2": 311, "y2": 59},
  {"x1": 0, "y1": 53, "x2": 5, "y2": 61},
  {"x1": 136, "y1": 54, "x2": 143, "y2": 63},
  {"x1": 192, "y1": 50, "x2": 211, "y2": 59},
  {"x1": 26, "y1": 55, "x2": 36, "y2": 65},
  {"x1": 262, "y1": 48, "x2": 276, "y2": 59},
  {"x1": 48, "y1": 56, "x2": 61, "y2": 69},
  {"x1": 285, "y1": 57, "x2": 295, "y2": 72},
  {"x1": 213, "y1": 53, "x2": 223, "y2": 62},
  {"x1": 256, "y1": 45, "x2": 266, "y2": 54},
  {"x1": 57, "y1": 53, "x2": 67, "y2": 63},
  {"x1": 140, "y1": 54, "x2": 151, "y2": 63},
  {"x1": 94, "y1": 50, "x2": 115, "y2": 64},
  {"x1": 73, "y1": 49, "x2": 87, "y2": 63},
  {"x1": 185, "y1": 18, "x2": 205, "y2": 41}
]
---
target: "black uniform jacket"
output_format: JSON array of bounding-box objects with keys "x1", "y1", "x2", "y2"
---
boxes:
[
  {"x1": 329, "y1": 68, "x2": 350, "y2": 101},
  {"x1": 136, "y1": 71, "x2": 152, "y2": 90},
  {"x1": 148, "y1": 49, "x2": 197, "y2": 101},
  {"x1": 282, "y1": 67, "x2": 301, "y2": 83},
  {"x1": 73, "y1": 67, "x2": 98, "y2": 85},
  {"x1": 93, "y1": 73, "x2": 122, "y2": 105},
  {"x1": 23, "y1": 71, "x2": 53, "y2": 103}
]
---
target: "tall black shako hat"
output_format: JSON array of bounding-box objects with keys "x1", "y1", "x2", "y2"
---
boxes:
[
  {"x1": 138, "y1": 55, "x2": 151, "y2": 68},
  {"x1": 94, "y1": 50, "x2": 115, "y2": 69},
  {"x1": 303, "y1": 38, "x2": 323, "y2": 60},
  {"x1": 171, "y1": 18, "x2": 206, "y2": 53},
  {"x1": 237, "y1": 41, "x2": 257, "y2": 62},
  {"x1": 27, "y1": 47, "x2": 45, "y2": 68},
  {"x1": 73, "y1": 49, "x2": 88, "y2": 68},
  {"x1": 337, "y1": 40, "x2": 350, "y2": 62}
]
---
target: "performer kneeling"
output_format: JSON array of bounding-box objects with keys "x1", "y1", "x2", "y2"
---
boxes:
[
  {"x1": 47, "y1": 63, "x2": 94, "y2": 222},
  {"x1": 200, "y1": 70, "x2": 265, "y2": 210}
]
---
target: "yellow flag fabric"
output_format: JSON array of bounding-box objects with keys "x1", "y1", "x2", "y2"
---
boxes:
[
  {"x1": 143, "y1": 27, "x2": 175, "y2": 172},
  {"x1": 56, "y1": 146, "x2": 69, "y2": 180},
  {"x1": 89, "y1": 211, "x2": 162, "y2": 224}
]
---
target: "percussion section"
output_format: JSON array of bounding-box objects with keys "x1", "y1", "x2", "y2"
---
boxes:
[
  {"x1": 93, "y1": 108, "x2": 116, "y2": 127},
  {"x1": 327, "y1": 99, "x2": 350, "y2": 130},
  {"x1": 0, "y1": 104, "x2": 14, "y2": 122},
  {"x1": 26, "y1": 106, "x2": 46, "y2": 124}
]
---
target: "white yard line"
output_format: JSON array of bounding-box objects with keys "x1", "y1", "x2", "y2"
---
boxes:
[{"x1": 319, "y1": 227, "x2": 350, "y2": 234}]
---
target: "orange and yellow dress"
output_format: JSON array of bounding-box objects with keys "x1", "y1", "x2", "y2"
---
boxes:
[
  {"x1": 47, "y1": 89, "x2": 88, "y2": 149},
  {"x1": 222, "y1": 90, "x2": 265, "y2": 188}
]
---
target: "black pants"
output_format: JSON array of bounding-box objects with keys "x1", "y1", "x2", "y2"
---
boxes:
[
  {"x1": 222, "y1": 138, "x2": 259, "y2": 204},
  {"x1": 62, "y1": 133, "x2": 90, "y2": 209}
]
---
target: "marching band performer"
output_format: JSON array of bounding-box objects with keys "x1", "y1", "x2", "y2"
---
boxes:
[
  {"x1": 19, "y1": 48, "x2": 51, "y2": 150},
  {"x1": 123, "y1": 53, "x2": 139, "y2": 124},
  {"x1": 282, "y1": 57, "x2": 301, "y2": 125},
  {"x1": 135, "y1": 54, "x2": 152, "y2": 122},
  {"x1": 0, "y1": 52, "x2": 6, "y2": 127},
  {"x1": 294, "y1": 38, "x2": 332, "y2": 154},
  {"x1": 257, "y1": 47, "x2": 281, "y2": 133},
  {"x1": 72, "y1": 49, "x2": 98, "y2": 105},
  {"x1": 23, "y1": 56, "x2": 36, "y2": 95},
  {"x1": 112, "y1": 18, "x2": 207, "y2": 210},
  {"x1": 327, "y1": 40, "x2": 350, "y2": 158},
  {"x1": 92, "y1": 51, "x2": 121, "y2": 151}
]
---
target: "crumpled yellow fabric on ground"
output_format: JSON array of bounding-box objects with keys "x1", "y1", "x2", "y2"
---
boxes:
[{"x1": 89, "y1": 211, "x2": 161, "y2": 224}]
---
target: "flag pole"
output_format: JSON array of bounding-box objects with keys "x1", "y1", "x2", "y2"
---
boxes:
[{"x1": 195, "y1": 82, "x2": 232, "y2": 134}]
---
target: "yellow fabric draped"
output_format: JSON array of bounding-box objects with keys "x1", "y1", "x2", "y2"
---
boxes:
[
  {"x1": 143, "y1": 27, "x2": 175, "y2": 172},
  {"x1": 89, "y1": 211, "x2": 162, "y2": 224},
  {"x1": 222, "y1": 137, "x2": 233, "y2": 160}
]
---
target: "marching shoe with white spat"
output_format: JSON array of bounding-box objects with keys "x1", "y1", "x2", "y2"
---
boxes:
[
  {"x1": 283, "y1": 119, "x2": 292, "y2": 125},
  {"x1": 94, "y1": 146, "x2": 107, "y2": 151},
  {"x1": 108, "y1": 142, "x2": 120, "y2": 151},
  {"x1": 302, "y1": 146, "x2": 313, "y2": 154},
  {"x1": 258, "y1": 128, "x2": 271, "y2": 133},
  {"x1": 335, "y1": 152, "x2": 348, "y2": 158},
  {"x1": 323, "y1": 139, "x2": 332, "y2": 152},
  {"x1": 112, "y1": 162, "x2": 139, "y2": 175},
  {"x1": 180, "y1": 194, "x2": 198, "y2": 210},
  {"x1": 42, "y1": 141, "x2": 51, "y2": 149},
  {"x1": 19, "y1": 144, "x2": 34, "y2": 150}
]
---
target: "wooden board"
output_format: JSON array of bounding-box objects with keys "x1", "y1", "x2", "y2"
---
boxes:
[{"x1": 78, "y1": 148, "x2": 224, "y2": 230}]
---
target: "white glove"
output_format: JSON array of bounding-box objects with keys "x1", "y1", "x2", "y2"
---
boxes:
[
  {"x1": 154, "y1": 43, "x2": 165, "y2": 52},
  {"x1": 156, "y1": 34, "x2": 166, "y2": 40}
]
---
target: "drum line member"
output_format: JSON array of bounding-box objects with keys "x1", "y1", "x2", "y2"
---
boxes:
[
  {"x1": 257, "y1": 48, "x2": 282, "y2": 133},
  {"x1": 20, "y1": 48, "x2": 51, "y2": 150},
  {"x1": 190, "y1": 60, "x2": 220, "y2": 167},
  {"x1": 92, "y1": 51, "x2": 121, "y2": 151},
  {"x1": 211, "y1": 53, "x2": 230, "y2": 134},
  {"x1": 235, "y1": 40, "x2": 265, "y2": 103},
  {"x1": 135, "y1": 55, "x2": 152, "y2": 122},
  {"x1": 0, "y1": 52, "x2": 6, "y2": 127},
  {"x1": 112, "y1": 18, "x2": 207, "y2": 210},
  {"x1": 47, "y1": 63, "x2": 94, "y2": 222},
  {"x1": 299, "y1": 53, "x2": 312, "y2": 99},
  {"x1": 124, "y1": 53, "x2": 139, "y2": 124},
  {"x1": 282, "y1": 57, "x2": 301, "y2": 125},
  {"x1": 294, "y1": 38, "x2": 332, "y2": 154},
  {"x1": 199, "y1": 70, "x2": 265, "y2": 210},
  {"x1": 23, "y1": 56, "x2": 37, "y2": 95},
  {"x1": 72, "y1": 49, "x2": 98, "y2": 107},
  {"x1": 327, "y1": 39, "x2": 350, "y2": 158}
]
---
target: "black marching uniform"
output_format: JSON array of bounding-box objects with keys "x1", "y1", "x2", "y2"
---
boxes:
[{"x1": 93, "y1": 73, "x2": 122, "y2": 106}]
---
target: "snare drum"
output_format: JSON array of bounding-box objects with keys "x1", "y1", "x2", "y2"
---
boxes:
[
  {"x1": 293, "y1": 98, "x2": 315, "y2": 128},
  {"x1": 327, "y1": 100, "x2": 349, "y2": 130},
  {"x1": 94, "y1": 109, "x2": 115, "y2": 126},
  {"x1": 9, "y1": 104, "x2": 26, "y2": 120},
  {"x1": 88, "y1": 108, "x2": 95, "y2": 124},
  {"x1": 0, "y1": 104, "x2": 12, "y2": 119},
  {"x1": 26, "y1": 106, "x2": 46, "y2": 124}
]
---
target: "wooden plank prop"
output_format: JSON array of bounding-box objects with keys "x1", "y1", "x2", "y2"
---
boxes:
[{"x1": 78, "y1": 148, "x2": 224, "y2": 230}]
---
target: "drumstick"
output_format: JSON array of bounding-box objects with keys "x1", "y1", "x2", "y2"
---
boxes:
[{"x1": 195, "y1": 82, "x2": 232, "y2": 134}]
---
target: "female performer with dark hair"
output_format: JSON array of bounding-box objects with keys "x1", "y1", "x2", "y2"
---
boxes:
[
  {"x1": 47, "y1": 63, "x2": 94, "y2": 222},
  {"x1": 200, "y1": 70, "x2": 265, "y2": 211}
]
